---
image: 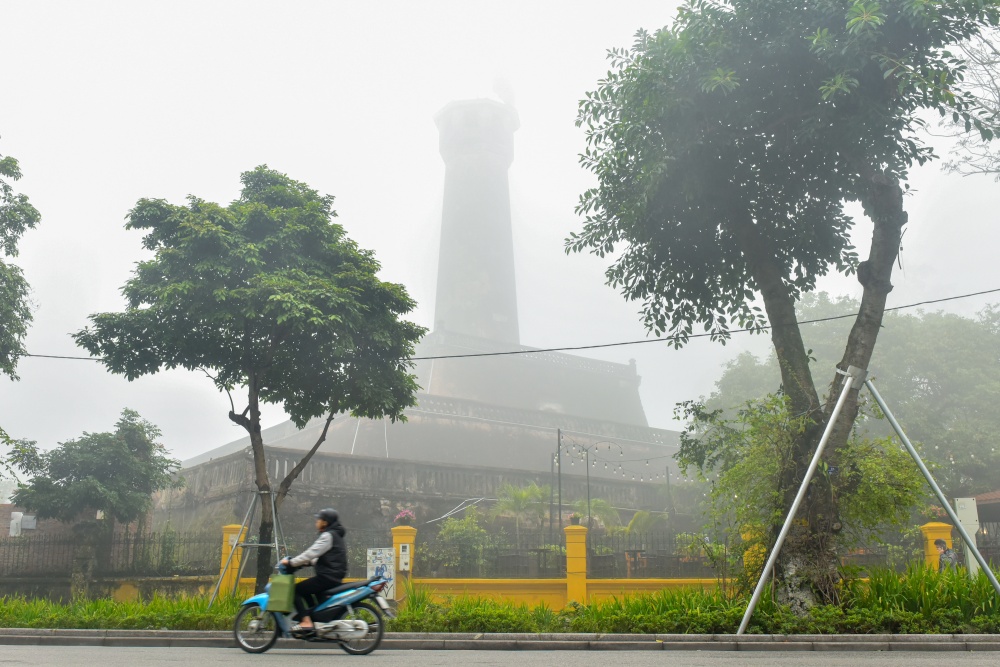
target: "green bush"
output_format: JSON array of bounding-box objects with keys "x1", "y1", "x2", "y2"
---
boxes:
[
  {"x1": 392, "y1": 567, "x2": 1000, "y2": 635},
  {"x1": 4, "y1": 567, "x2": 1000, "y2": 634},
  {"x1": 0, "y1": 595, "x2": 241, "y2": 630}
]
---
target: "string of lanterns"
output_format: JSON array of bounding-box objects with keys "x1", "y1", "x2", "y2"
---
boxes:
[{"x1": 554, "y1": 438, "x2": 695, "y2": 484}]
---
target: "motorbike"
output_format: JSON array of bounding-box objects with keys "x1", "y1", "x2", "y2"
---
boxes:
[{"x1": 233, "y1": 563, "x2": 393, "y2": 655}]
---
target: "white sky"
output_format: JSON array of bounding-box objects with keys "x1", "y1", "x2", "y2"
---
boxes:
[{"x1": 2, "y1": 1, "x2": 998, "y2": 461}]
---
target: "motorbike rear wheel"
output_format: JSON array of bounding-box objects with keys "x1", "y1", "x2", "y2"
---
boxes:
[
  {"x1": 339, "y1": 601, "x2": 384, "y2": 655},
  {"x1": 234, "y1": 604, "x2": 279, "y2": 653}
]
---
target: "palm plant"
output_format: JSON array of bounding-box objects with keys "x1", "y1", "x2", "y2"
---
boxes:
[
  {"x1": 625, "y1": 510, "x2": 666, "y2": 534},
  {"x1": 490, "y1": 482, "x2": 547, "y2": 547},
  {"x1": 572, "y1": 498, "x2": 621, "y2": 530}
]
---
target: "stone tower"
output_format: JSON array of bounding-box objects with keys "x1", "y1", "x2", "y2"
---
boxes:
[{"x1": 433, "y1": 99, "x2": 520, "y2": 345}]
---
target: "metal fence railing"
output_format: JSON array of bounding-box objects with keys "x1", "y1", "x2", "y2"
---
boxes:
[
  {"x1": 588, "y1": 531, "x2": 716, "y2": 579},
  {"x1": 0, "y1": 532, "x2": 222, "y2": 578},
  {"x1": 235, "y1": 528, "x2": 393, "y2": 581},
  {"x1": 419, "y1": 529, "x2": 564, "y2": 578}
]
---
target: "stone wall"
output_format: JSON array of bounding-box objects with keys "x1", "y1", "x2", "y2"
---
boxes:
[{"x1": 155, "y1": 446, "x2": 665, "y2": 536}]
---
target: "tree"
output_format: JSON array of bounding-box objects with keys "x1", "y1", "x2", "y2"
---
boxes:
[
  {"x1": 9, "y1": 409, "x2": 178, "y2": 599},
  {"x1": 677, "y1": 394, "x2": 924, "y2": 563},
  {"x1": 943, "y1": 29, "x2": 1000, "y2": 178},
  {"x1": 0, "y1": 146, "x2": 41, "y2": 381},
  {"x1": 491, "y1": 482, "x2": 547, "y2": 547},
  {"x1": 569, "y1": 0, "x2": 999, "y2": 607},
  {"x1": 10, "y1": 409, "x2": 179, "y2": 524},
  {"x1": 701, "y1": 293, "x2": 1000, "y2": 499},
  {"x1": 0, "y1": 144, "x2": 41, "y2": 479},
  {"x1": 73, "y1": 166, "x2": 425, "y2": 589}
]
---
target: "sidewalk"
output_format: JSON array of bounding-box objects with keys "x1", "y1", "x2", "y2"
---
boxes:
[{"x1": 1, "y1": 629, "x2": 999, "y2": 651}]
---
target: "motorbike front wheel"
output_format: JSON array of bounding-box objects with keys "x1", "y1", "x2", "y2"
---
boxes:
[
  {"x1": 234, "y1": 604, "x2": 279, "y2": 653},
  {"x1": 339, "y1": 601, "x2": 384, "y2": 655}
]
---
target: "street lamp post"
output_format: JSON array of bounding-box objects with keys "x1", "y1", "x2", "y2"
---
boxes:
[{"x1": 556, "y1": 429, "x2": 563, "y2": 531}]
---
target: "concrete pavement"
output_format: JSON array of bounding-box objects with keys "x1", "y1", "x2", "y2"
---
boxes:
[
  {"x1": 1, "y1": 646, "x2": 1000, "y2": 666},
  {"x1": 1, "y1": 629, "x2": 999, "y2": 651}
]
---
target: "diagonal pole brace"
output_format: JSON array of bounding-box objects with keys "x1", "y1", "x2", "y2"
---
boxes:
[{"x1": 737, "y1": 366, "x2": 866, "y2": 635}]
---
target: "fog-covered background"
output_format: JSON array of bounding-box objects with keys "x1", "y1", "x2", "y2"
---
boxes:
[{"x1": 2, "y1": 1, "x2": 998, "y2": 460}]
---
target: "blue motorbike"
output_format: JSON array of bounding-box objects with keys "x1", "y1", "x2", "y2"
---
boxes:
[{"x1": 233, "y1": 564, "x2": 392, "y2": 655}]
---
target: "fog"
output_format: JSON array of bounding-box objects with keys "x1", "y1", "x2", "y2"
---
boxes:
[{"x1": 1, "y1": 1, "x2": 998, "y2": 461}]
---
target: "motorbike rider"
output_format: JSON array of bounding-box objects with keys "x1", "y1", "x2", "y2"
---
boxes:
[{"x1": 280, "y1": 508, "x2": 347, "y2": 634}]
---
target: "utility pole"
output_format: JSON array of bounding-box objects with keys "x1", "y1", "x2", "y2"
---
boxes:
[
  {"x1": 549, "y1": 455, "x2": 555, "y2": 543},
  {"x1": 665, "y1": 466, "x2": 675, "y2": 516},
  {"x1": 556, "y1": 429, "x2": 563, "y2": 531}
]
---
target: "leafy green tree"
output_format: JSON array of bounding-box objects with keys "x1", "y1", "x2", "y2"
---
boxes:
[
  {"x1": 10, "y1": 409, "x2": 179, "y2": 524},
  {"x1": 568, "y1": 0, "x2": 998, "y2": 605},
  {"x1": 424, "y1": 508, "x2": 489, "y2": 576},
  {"x1": 944, "y1": 29, "x2": 1000, "y2": 178},
  {"x1": 491, "y1": 483, "x2": 548, "y2": 546},
  {"x1": 73, "y1": 166, "x2": 425, "y2": 589},
  {"x1": 9, "y1": 409, "x2": 178, "y2": 599},
  {"x1": 679, "y1": 395, "x2": 924, "y2": 540},
  {"x1": 0, "y1": 145, "x2": 41, "y2": 478},
  {"x1": 702, "y1": 293, "x2": 1000, "y2": 498},
  {"x1": 0, "y1": 146, "x2": 41, "y2": 381}
]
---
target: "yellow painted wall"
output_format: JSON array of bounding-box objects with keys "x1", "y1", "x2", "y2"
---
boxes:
[
  {"x1": 587, "y1": 578, "x2": 718, "y2": 603},
  {"x1": 411, "y1": 578, "x2": 569, "y2": 608}
]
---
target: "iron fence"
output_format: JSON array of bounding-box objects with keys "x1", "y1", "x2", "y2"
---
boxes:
[
  {"x1": 588, "y1": 531, "x2": 716, "y2": 579},
  {"x1": 0, "y1": 531, "x2": 221, "y2": 578},
  {"x1": 419, "y1": 529, "x2": 564, "y2": 578}
]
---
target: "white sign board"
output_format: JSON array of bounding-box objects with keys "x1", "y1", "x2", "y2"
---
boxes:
[{"x1": 366, "y1": 547, "x2": 396, "y2": 600}]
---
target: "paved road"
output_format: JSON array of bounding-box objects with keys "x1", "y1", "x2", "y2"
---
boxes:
[{"x1": 1, "y1": 647, "x2": 999, "y2": 666}]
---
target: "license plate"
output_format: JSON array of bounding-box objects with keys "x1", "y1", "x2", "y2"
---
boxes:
[{"x1": 375, "y1": 596, "x2": 390, "y2": 610}]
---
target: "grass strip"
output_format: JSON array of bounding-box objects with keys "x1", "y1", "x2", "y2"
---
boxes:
[{"x1": 2, "y1": 566, "x2": 999, "y2": 634}]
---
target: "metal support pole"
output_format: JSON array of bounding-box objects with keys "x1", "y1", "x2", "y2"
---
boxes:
[
  {"x1": 865, "y1": 379, "x2": 1000, "y2": 597},
  {"x1": 737, "y1": 366, "x2": 865, "y2": 635},
  {"x1": 232, "y1": 490, "x2": 260, "y2": 591},
  {"x1": 209, "y1": 491, "x2": 258, "y2": 606}
]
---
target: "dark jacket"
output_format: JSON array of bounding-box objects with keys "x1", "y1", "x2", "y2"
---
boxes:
[
  {"x1": 939, "y1": 547, "x2": 959, "y2": 573},
  {"x1": 316, "y1": 520, "x2": 348, "y2": 581},
  {"x1": 289, "y1": 520, "x2": 348, "y2": 582}
]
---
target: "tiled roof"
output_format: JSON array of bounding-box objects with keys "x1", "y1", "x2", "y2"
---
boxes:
[{"x1": 975, "y1": 490, "x2": 1000, "y2": 505}]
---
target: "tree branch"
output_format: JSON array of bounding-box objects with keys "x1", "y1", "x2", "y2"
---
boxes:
[
  {"x1": 274, "y1": 412, "x2": 337, "y2": 509},
  {"x1": 198, "y1": 366, "x2": 236, "y2": 414}
]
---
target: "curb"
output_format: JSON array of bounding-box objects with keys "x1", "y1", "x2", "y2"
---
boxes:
[{"x1": 0, "y1": 629, "x2": 998, "y2": 651}]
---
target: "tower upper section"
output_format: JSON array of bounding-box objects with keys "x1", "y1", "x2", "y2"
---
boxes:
[{"x1": 433, "y1": 99, "x2": 521, "y2": 345}]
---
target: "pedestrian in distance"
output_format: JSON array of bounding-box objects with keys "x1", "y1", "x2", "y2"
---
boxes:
[{"x1": 935, "y1": 538, "x2": 959, "y2": 572}]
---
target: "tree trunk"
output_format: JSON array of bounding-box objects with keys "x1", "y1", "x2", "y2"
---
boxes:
[
  {"x1": 737, "y1": 175, "x2": 906, "y2": 610},
  {"x1": 733, "y1": 217, "x2": 841, "y2": 609},
  {"x1": 229, "y1": 373, "x2": 274, "y2": 593}
]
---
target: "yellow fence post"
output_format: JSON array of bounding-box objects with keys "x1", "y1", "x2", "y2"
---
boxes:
[
  {"x1": 392, "y1": 525, "x2": 417, "y2": 601},
  {"x1": 920, "y1": 522, "x2": 953, "y2": 569},
  {"x1": 564, "y1": 524, "x2": 588, "y2": 604},
  {"x1": 220, "y1": 523, "x2": 247, "y2": 596}
]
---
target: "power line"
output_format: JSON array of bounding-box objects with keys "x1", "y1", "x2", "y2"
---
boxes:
[
  {"x1": 22, "y1": 286, "x2": 1000, "y2": 364},
  {"x1": 412, "y1": 287, "x2": 1000, "y2": 360}
]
